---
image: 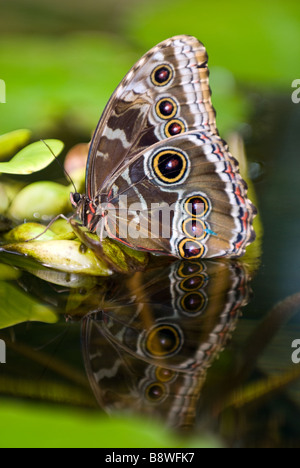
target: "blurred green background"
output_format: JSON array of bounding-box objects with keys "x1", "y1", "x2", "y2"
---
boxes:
[
  {"x1": 0, "y1": 0, "x2": 299, "y2": 139},
  {"x1": 0, "y1": 0, "x2": 300, "y2": 449}
]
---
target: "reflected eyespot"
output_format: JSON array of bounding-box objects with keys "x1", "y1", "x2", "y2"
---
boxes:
[
  {"x1": 177, "y1": 261, "x2": 204, "y2": 278},
  {"x1": 145, "y1": 324, "x2": 182, "y2": 358},
  {"x1": 155, "y1": 97, "x2": 177, "y2": 120},
  {"x1": 182, "y1": 218, "x2": 208, "y2": 241},
  {"x1": 151, "y1": 64, "x2": 174, "y2": 87},
  {"x1": 178, "y1": 239, "x2": 206, "y2": 259},
  {"x1": 180, "y1": 275, "x2": 206, "y2": 291},
  {"x1": 185, "y1": 195, "x2": 210, "y2": 218},
  {"x1": 180, "y1": 291, "x2": 207, "y2": 315},
  {"x1": 145, "y1": 382, "x2": 166, "y2": 402},
  {"x1": 151, "y1": 149, "x2": 189, "y2": 185},
  {"x1": 165, "y1": 119, "x2": 186, "y2": 137},
  {"x1": 155, "y1": 367, "x2": 176, "y2": 383}
]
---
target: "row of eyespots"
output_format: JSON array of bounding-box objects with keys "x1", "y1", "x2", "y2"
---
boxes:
[
  {"x1": 143, "y1": 366, "x2": 177, "y2": 403},
  {"x1": 173, "y1": 261, "x2": 208, "y2": 316},
  {"x1": 178, "y1": 194, "x2": 211, "y2": 260},
  {"x1": 151, "y1": 148, "x2": 189, "y2": 184},
  {"x1": 151, "y1": 63, "x2": 187, "y2": 139},
  {"x1": 179, "y1": 276, "x2": 207, "y2": 315}
]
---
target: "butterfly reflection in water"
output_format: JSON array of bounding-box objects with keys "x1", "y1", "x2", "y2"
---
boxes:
[
  {"x1": 80, "y1": 259, "x2": 251, "y2": 429},
  {"x1": 70, "y1": 35, "x2": 256, "y2": 268}
]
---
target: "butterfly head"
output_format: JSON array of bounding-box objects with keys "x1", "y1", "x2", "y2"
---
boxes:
[
  {"x1": 70, "y1": 192, "x2": 86, "y2": 224},
  {"x1": 70, "y1": 192, "x2": 102, "y2": 233},
  {"x1": 70, "y1": 192, "x2": 83, "y2": 209}
]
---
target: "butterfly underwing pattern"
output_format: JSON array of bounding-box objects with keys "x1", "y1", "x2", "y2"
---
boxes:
[
  {"x1": 71, "y1": 35, "x2": 257, "y2": 264},
  {"x1": 81, "y1": 259, "x2": 250, "y2": 428}
]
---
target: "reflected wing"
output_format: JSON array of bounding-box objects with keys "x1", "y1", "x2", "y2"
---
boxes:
[{"x1": 81, "y1": 260, "x2": 250, "y2": 427}]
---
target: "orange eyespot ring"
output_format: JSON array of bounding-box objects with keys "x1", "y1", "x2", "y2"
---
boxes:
[
  {"x1": 185, "y1": 195, "x2": 210, "y2": 218},
  {"x1": 155, "y1": 367, "x2": 176, "y2": 383},
  {"x1": 151, "y1": 64, "x2": 174, "y2": 87},
  {"x1": 179, "y1": 275, "x2": 206, "y2": 292},
  {"x1": 145, "y1": 324, "x2": 182, "y2": 357},
  {"x1": 177, "y1": 261, "x2": 205, "y2": 278},
  {"x1": 180, "y1": 291, "x2": 207, "y2": 315},
  {"x1": 152, "y1": 149, "x2": 188, "y2": 184},
  {"x1": 155, "y1": 97, "x2": 178, "y2": 120},
  {"x1": 164, "y1": 119, "x2": 186, "y2": 137},
  {"x1": 182, "y1": 218, "x2": 208, "y2": 241},
  {"x1": 178, "y1": 238, "x2": 206, "y2": 259}
]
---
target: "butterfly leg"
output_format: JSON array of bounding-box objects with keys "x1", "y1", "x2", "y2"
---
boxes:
[{"x1": 70, "y1": 218, "x2": 149, "y2": 274}]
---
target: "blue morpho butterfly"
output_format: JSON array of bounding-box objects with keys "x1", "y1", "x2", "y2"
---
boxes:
[{"x1": 70, "y1": 35, "x2": 256, "y2": 270}]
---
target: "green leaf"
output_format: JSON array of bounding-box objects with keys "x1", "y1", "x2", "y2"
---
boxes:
[
  {"x1": 1, "y1": 240, "x2": 114, "y2": 276},
  {"x1": 49, "y1": 219, "x2": 76, "y2": 239},
  {"x1": 0, "y1": 129, "x2": 32, "y2": 160},
  {"x1": 8, "y1": 181, "x2": 71, "y2": 221},
  {"x1": 3, "y1": 223, "x2": 57, "y2": 243},
  {"x1": 0, "y1": 139, "x2": 64, "y2": 175},
  {"x1": 2, "y1": 223, "x2": 148, "y2": 276},
  {"x1": 0, "y1": 264, "x2": 20, "y2": 281},
  {"x1": 0, "y1": 401, "x2": 222, "y2": 448},
  {"x1": 0, "y1": 281, "x2": 57, "y2": 329},
  {"x1": 0, "y1": 184, "x2": 10, "y2": 214}
]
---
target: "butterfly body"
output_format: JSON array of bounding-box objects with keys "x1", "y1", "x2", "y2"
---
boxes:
[{"x1": 71, "y1": 36, "x2": 256, "y2": 264}]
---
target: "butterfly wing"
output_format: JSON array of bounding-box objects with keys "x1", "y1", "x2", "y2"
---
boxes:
[
  {"x1": 86, "y1": 35, "x2": 216, "y2": 199},
  {"x1": 100, "y1": 130, "x2": 256, "y2": 259},
  {"x1": 81, "y1": 260, "x2": 250, "y2": 426}
]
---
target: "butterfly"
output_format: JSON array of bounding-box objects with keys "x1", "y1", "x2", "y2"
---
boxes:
[
  {"x1": 70, "y1": 35, "x2": 256, "y2": 266},
  {"x1": 80, "y1": 259, "x2": 250, "y2": 427}
]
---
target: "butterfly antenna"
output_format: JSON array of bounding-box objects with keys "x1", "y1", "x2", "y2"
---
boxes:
[{"x1": 40, "y1": 139, "x2": 78, "y2": 193}]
